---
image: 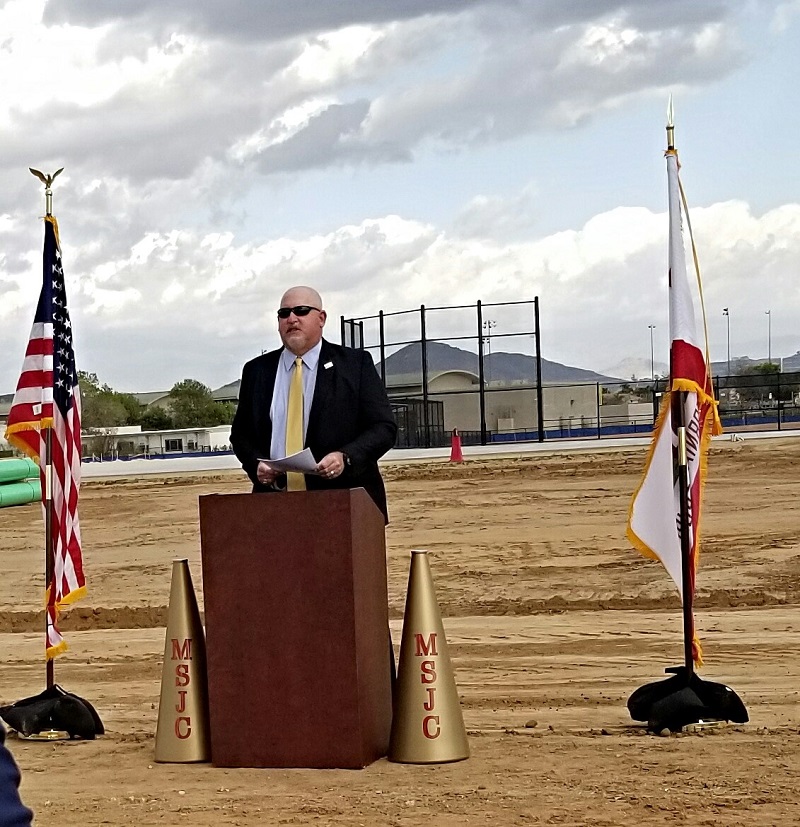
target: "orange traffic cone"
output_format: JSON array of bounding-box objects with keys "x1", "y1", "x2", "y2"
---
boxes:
[
  {"x1": 388, "y1": 550, "x2": 469, "y2": 764},
  {"x1": 154, "y1": 559, "x2": 210, "y2": 762},
  {"x1": 449, "y1": 429, "x2": 464, "y2": 463}
]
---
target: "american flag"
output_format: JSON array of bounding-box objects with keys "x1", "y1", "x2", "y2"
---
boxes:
[{"x1": 4, "y1": 216, "x2": 86, "y2": 658}]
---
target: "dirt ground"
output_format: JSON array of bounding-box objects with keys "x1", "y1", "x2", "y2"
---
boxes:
[{"x1": 1, "y1": 437, "x2": 799, "y2": 826}]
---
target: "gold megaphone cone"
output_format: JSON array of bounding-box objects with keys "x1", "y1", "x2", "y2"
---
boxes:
[
  {"x1": 389, "y1": 550, "x2": 469, "y2": 764},
  {"x1": 154, "y1": 559, "x2": 210, "y2": 762}
]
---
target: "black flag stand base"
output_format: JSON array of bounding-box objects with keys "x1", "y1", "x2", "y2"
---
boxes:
[
  {"x1": 627, "y1": 666, "x2": 748, "y2": 734},
  {"x1": 0, "y1": 685, "x2": 104, "y2": 741}
]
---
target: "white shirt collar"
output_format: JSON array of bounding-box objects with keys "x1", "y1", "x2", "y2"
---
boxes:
[{"x1": 281, "y1": 339, "x2": 322, "y2": 371}]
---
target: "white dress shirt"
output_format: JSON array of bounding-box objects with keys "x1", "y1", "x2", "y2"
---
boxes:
[{"x1": 269, "y1": 340, "x2": 321, "y2": 459}]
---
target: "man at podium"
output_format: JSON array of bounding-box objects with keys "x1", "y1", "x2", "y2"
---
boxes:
[{"x1": 231, "y1": 285, "x2": 397, "y2": 522}]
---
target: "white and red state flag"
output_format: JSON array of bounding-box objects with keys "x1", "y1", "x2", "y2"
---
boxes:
[{"x1": 626, "y1": 150, "x2": 721, "y2": 666}]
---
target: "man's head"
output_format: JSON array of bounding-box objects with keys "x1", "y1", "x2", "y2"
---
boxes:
[{"x1": 277, "y1": 286, "x2": 326, "y2": 356}]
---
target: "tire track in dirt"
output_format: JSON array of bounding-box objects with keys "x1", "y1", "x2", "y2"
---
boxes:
[{"x1": 0, "y1": 588, "x2": 795, "y2": 633}]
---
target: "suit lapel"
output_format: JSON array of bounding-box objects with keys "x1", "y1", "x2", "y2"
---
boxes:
[
  {"x1": 259, "y1": 350, "x2": 281, "y2": 446},
  {"x1": 307, "y1": 340, "x2": 335, "y2": 440}
]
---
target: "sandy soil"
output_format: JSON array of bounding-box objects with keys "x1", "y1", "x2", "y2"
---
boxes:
[{"x1": 1, "y1": 437, "x2": 799, "y2": 826}]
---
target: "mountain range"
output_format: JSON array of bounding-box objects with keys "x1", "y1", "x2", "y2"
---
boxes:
[
  {"x1": 381, "y1": 343, "x2": 800, "y2": 385},
  {"x1": 383, "y1": 342, "x2": 618, "y2": 383},
  {"x1": 601, "y1": 357, "x2": 670, "y2": 381},
  {"x1": 711, "y1": 353, "x2": 800, "y2": 375}
]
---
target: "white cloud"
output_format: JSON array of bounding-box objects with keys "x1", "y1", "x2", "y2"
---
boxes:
[
  {"x1": 562, "y1": 22, "x2": 644, "y2": 69},
  {"x1": 160, "y1": 280, "x2": 185, "y2": 303},
  {"x1": 288, "y1": 25, "x2": 384, "y2": 84},
  {"x1": 3, "y1": 191, "x2": 798, "y2": 391},
  {"x1": 228, "y1": 97, "x2": 338, "y2": 161},
  {"x1": 0, "y1": 3, "x2": 203, "y2": 122},
  {"x1": 772, "y1": 0, "x2": 800, "y2": 32},
  {"x1": 70, "y1": 199, "x2": 800, "y2": 362}
]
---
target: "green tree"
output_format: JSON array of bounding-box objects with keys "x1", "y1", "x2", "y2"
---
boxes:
[
  {"x1": 116, "y1": 393, "x2": 144, "y2": 425},
  {"x1": 76, "y1": 372, "x2": 234, "y2": 431},
  {"x1": 140, "y1": 407, "x2": 174, "y2": 431},
  {"x1": 735, "y1": 362, "x2": 781, "y2": 404},
  {"x1": 78, "y1": 371, "x2": 130, "y2": 429},
  {"x1": 217, "y1": 401, "x2": 237, "y2": 423},
  {"x1": 169, "y1": 379, "x2": 232, "y2": 428},
  {"x1": 77, "y1": 371, "x2": 108, "y2": 399}
]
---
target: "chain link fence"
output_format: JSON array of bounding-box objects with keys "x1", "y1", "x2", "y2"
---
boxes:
[
  {"x1": 340, "y1": 300, "x2": 800, "y2": 446},
  {"x1": 342, "y1": 299, "x2": 544, "y2": 448}
]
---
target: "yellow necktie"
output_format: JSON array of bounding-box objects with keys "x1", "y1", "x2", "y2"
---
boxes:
[{"x1": 285, "y1": 356, "x2": 306, "y2": 491}]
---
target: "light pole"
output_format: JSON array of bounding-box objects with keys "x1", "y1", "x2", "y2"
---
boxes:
[
  {"x1": 483, "y1": 319, "x2": 497, "y2": 383},
  {"x1": 765, "y1": 309, "x2": 771, "y2": 364},
  {"x1": 648, "y1": 324, "x2": 656, "y2": 380},
  {"x1": 483, "y1": 319, "x2": 497, "y2": 352},
  {"x1": 723, "y1": 308, "x2": 730, "y2": 376}
]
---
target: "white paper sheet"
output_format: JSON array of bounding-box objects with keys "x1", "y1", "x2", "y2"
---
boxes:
[{"x1": 257, "y1": 448, "x2": 319, "y2": 474}]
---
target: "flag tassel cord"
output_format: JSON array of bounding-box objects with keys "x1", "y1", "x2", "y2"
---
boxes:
[
  {"x1": 675, "y1": 157, "x2": 719, "y2": 671},
  {"x1": 678, "y1": 170, "x2": 722, "y2": 434}
]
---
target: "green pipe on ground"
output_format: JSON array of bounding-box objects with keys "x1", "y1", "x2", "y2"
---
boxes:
[
  {"x1": 0, "y1": 479, "x2": 42, "y2": 507},
  {"x1": 0, "y1": 457, "x2": 39, "y2": 483}
]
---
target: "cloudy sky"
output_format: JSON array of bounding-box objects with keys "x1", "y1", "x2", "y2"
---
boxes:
[{"x1": 1, "y1": 0, "x2": 798, "y2": 392}]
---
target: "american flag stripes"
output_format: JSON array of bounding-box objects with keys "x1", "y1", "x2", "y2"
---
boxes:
[{"x1": 4, "y1": 215, "x2": 86, "y2": 658}]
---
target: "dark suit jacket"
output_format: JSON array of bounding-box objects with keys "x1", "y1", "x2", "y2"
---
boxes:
[
  {"x1": 0, "y1": 725, "x2": 33, "y2": 827},
  {"x1": 230, "y1": 339, "x2": 397, "y2": 522}
]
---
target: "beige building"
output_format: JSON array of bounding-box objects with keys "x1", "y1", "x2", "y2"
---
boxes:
[
  {"x1": 387, "y1": 370, "x2": 602, "y2": 437},
  {"x1": 386, "y1": 370, "x2": 658, "y2": 439}
]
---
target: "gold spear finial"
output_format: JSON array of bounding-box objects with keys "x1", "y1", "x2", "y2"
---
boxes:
[
  {"x1": 666, "y1": 95, "x2": 675, "y2": 151},
  {"x1": 29, "y1": 167, "x2": 64, "y2": 215}
]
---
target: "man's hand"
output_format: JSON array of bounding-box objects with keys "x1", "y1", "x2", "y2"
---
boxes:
[
  {"x1": 256, "y1": 460, "x2": 281, "y2": 486},
  {"x1": 317, "y1": 451, "x2": 345, "y2": 480}
]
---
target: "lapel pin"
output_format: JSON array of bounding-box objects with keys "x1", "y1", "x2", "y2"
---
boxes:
[{"x1": 324, "y1": 361, "x2": 333, "y2": 369}]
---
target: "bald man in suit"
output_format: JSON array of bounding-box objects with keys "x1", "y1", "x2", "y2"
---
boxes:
[{"x1": 230, "y1": 286, "x2": 397, "y2": 522}]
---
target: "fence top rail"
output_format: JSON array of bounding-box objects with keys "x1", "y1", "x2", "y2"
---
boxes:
[
  {"x1": 343, "y1": 298, "x2": 537, "y2": 324},
  {"x1": 360, "y1": 329, "x2": 537, "y2": 352}
]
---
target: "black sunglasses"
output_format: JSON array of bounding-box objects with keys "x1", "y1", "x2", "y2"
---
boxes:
[{"x1": 277, "y1": 305, "x2": 321, "y2": 319}]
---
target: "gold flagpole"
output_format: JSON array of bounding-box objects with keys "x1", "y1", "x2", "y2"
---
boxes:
[
  {"x1": 664, "y1": 102, "x2": 695, "y2": 674},
  {"x1": 29, "y1": 167, "x2": 63, "y2": 687}
]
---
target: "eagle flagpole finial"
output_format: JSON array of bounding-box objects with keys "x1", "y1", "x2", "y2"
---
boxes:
[{"x1": 29, "y1": 167, "x2": 64, "y2": 216}]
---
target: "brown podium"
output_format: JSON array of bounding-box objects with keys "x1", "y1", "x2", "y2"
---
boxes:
[{"x1": 198, "y1": 487, "x2": 392, "y2": 768}]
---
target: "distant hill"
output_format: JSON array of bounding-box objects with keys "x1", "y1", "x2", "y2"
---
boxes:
[
  {"x1": 384, "y1": 342, "x2": 619, "y2": 384},
  {"x1": 602, "y1": 357, "x2": 670, "y2": 382},
  {"x1": 710, "y1": 352, "x2": 800, "y2": 376},
  {"x1": 201, "y1": 349, "x2": 800, "y2": 396}
]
